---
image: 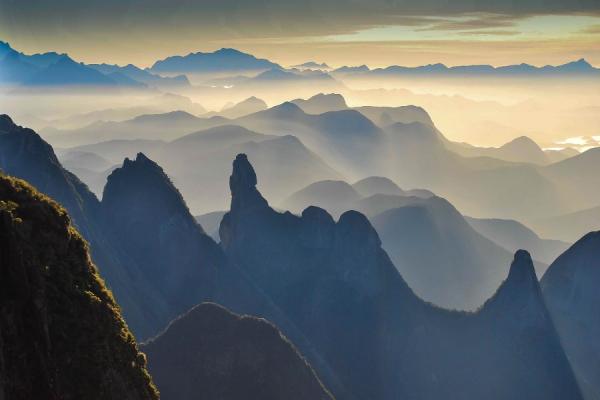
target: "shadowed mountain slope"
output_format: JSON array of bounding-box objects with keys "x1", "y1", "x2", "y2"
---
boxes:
[
  {"x1": 0, "y1": 175, "x2": 158, "y2": 400},
  {"x1": 142, "y1": 303, "x2": 334, "y2": 400},
  {"x1": 542, "y1": 232, "x2": 600, "y2": 400}
]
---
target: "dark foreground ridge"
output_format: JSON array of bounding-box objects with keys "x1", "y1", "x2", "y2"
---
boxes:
[
  {"x1": 0, "y1": 174, "x2": 158, "y2": 399},
  {"x1": 142, "y1": 302, "x2": 334, "y2": 400}
]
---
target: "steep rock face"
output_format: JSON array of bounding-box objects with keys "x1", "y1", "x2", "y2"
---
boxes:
[
  {"x1": 101, "y1": 153, "x2": 226, "y2": 337},
  {"x1": 542, "y1": 232, "x2": 600, "y2": 400},
  {"x1": 0, "y1": 175, "x2": 158, "y2": 400},
  {"x1": 220, "y1": 153, "x2": 582, "y2": 400},
  {"x1": 142, "y1": 303, "x2": 334, "y2": 400}
]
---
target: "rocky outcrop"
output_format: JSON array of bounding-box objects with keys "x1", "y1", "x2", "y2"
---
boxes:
[
  {"x1": 0, "y1": 174, "x2": 158, "y2": 400},
  {"x1": 142, "y1": 303, "x2": 334, "y2": 400}
]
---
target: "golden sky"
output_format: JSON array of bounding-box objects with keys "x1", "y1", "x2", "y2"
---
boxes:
[{"x1": 1, "y1": 1, "x2": 599, "y2": 67}]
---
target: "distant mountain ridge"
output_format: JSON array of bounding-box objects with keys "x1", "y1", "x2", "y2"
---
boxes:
[
  {"x1": 150, "y1": 48, "x2": 281, "y2": 74},
  {"x1": 337, "y1": 58, "x2": 600, "y2": 77}
]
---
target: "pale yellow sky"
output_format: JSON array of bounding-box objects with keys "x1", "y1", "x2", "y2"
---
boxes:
[{"x1": 1, "y1": 2, "x2": 599, "y2": 68}]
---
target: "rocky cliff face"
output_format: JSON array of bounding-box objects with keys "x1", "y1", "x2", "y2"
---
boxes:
[
  {"x1": 220, "y1": 153, "x2": 582, "y2": 400},
  {"x1": 0, "y1": 174, "x2": 158, "y2": 400},
  {"x1": 142, "y1": 302, "x2": 334, "y2": 400},
  {"x1": 101, "y1": 153, "x2": 226, "y2": 336},
  {"x1": 542, "y1": 232, "x2": 600, "y2": 400}
]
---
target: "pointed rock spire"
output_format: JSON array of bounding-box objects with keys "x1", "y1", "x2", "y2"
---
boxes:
[
  {"x1": 484, "y1": 249, "x2": 545, "y2": 315},
  {"x1": 506, "y1": 249, "x2": 539, "y2": 286},
  {"x1": 229, "y1": 153, "x2": 268, "y2": 212}
]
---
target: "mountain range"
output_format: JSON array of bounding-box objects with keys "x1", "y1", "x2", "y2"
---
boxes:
[
  {"x1": 332, "y1": 58, "x2": 600, "y2": 78},
  {"x1": 41, "y1": 92, "x2": 600, "y2": 229},
  {"x1": 150, "y1": 48, "x2": 281, "y2": 75},
  {"x1": 3, "y1": 112, "x2": 600, "y2": 399},
  {"x1": 282, "y1": 178, "x2": 548, "y2": 309}
]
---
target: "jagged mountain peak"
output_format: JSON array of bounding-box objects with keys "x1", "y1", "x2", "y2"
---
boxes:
[
  {"x1": 484, "y1": 249, "x2": 545, "y2": 315},
  {"x1": 102, "y1": 152, "x2": 200, "y2": 235}
]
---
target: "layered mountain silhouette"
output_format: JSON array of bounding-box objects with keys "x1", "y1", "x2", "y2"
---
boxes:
[
  {"x1": 43, "y1": 110, "x2": 225, "y2": 146},
  {"x1": 282, "y1": 180, "x2": 362, "y2": 217},
  {"x1": 352, "y1": 176, "x2": 405, "y2": 197},
  {"x1": 0, "y1": 174, "x2": 158, "y2": 399},
  {"x1": 292, "y1": 61, "x2": 331, "y2": 70},
  {"x1": 237, "y1": 102, "x2": 387, "y2": 177},
  {"x1": 43, "y1": 94, "x2": 580, "y2": 226},
  {"x1": 88, "y1": 63, "x2": 190, "y2": 88},
  {"x1": 280, "y1": 177, "x2": 553, "y2": 308},
  {"x1": 1, "y1": 48, "x2": 152, "y2": 88},
  {"x1": 451, "y1": 136, "x2": 552, "y2": 165},
  {"x1": 291, "y1": 93, "x2": 348, "y2": 114},
  {"x1": 354, "y1": 104, "x2": 434, "y2": 127},
  {"x1": 1, "y1": 112, "x2": 591, "y2": 400},
  {"x1": 466, "y1": 216, "x2": 570, "y2": 265},
  {"x1": 542, "y1": 147, "x2": 600, "y2": 214},
  {"x1": 533, "y1": 205, "x2": 600, "y2": 242},
  {"x1": 542, "y1": 232, "x2": 600, "y2": 400},
  {"x1": 57, "y1": 123, "x2": 341, "y2": 213},
  {"x1": 154, "y1": 126, "x2": 341, "y2": 212},
  {"x1": 342, "y1": 58, "x2": 600, "y2": 78},
  {"x1": 381, "y1": 119, "x2": 568, "y2": 223},
  {"x1": 150, "y1": 48, "x2": 280, "y2": 74},
  {"x1": 370, "y1": 197, "x2": 517, "y2": 309},
  {"x1": 284, "y1": 176, "x2": 433, "y2": 216},
  {"x1": 219, "y1": 153, "x2": 582, "y2": 399},
  {"x1": 142, "y1": 303, "x2": 334, "y2": 400},
  {"x1": 204, "y1": 96, "x2": 268, "y2": 119}
]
